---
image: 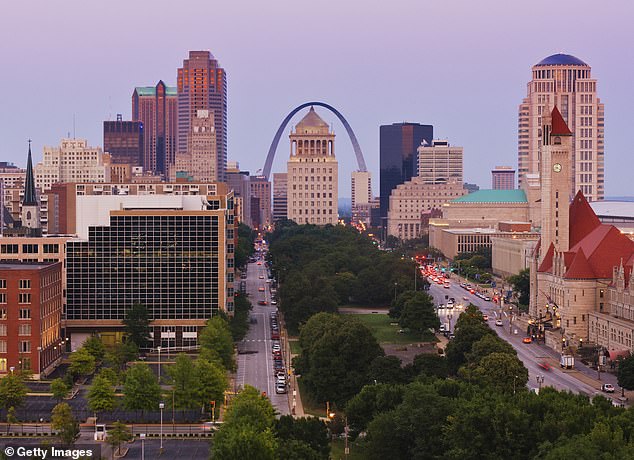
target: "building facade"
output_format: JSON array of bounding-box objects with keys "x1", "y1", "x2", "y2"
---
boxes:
[
  {"x1": 272, "y1": 172, "x2": 288, "y2": 222},
  {"x1": 65, "y1": 192, "x2": 235, "y2": 349},
  {"x1": 417, "y1": 140, "x2": 463, "y2": 184},
  {"x1": 172, "y1": 109, "x2": 217, "y2": 182},
  {"x1": 379, "y1": 123, "x2": 433, "y2": 221},
  {"x1": 103, "y1": 116, "x2": 144, "y2": 167},
  {"x1": 0, "y1": 262, "x2": 63, "y2": 379},
  {"x1": 286, "y1": 107, "x2": 338, "y2": 226},
  {"x1": 250, "y1": 177, "x2": 271, "y2": 229},
  {"x1": 226, "y1": 162, "x2": 251, "y2": 227},
  {"x1": 492, "y1": 166, "x2": 516, "y2": 190},
  {"x1": 388, "y1": 179, "x2": 466, "y2": 240},
  {"x1": 177, "y1": 51, "x2": 227, "y2": 181},
  {"x1": 35, "y1": 139, "x2": 111, "y2": 191},
  {"x1": 518, "y1": 53, "x2": 604, "y2": 201},
  {"x1": 132, "y1": 81, "x2": 177, "y2": 176}
]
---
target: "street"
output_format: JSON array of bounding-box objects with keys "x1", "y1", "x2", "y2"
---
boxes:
[
  {"x1": 236, "y1": 260, "x2": 290, "y2": 415},
  {"x1": 428, "y1": 279, "x2": 624, "y2": 401}
]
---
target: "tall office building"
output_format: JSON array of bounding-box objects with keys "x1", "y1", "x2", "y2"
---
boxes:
[
  {"x1": 132, "y1": 81, "x2": 177, "y2": 176},
  {"x1": 491, "y1": 166, "x2": 515, "y2": 190},
  {"x1": 103, "y1": 115, "x2": 144, "y2": 167},
  {"x1": 35, "y1": 139, "x2": 111, "y2": 191},
  {"x1": 417, "y1": 140, "x2": 463, "y2": 184},
  {"x1": 177, "y1": 51, "x2": 227, "y2": 181},
  {"x1": 172, "y1": 110, "x2": 217, "y2": 182},
  {"x1": 286, "y1": 107, "x2": 338, "y2": 225},
  {"x1": 351, "y1": 171, "x2": 372, "y2": 226},
  {"x1": 250, "y1": 176, "x2": 271, "y2": 229},
  {"x1": 518, "y1": 53, "x2": 604, "y2": 201},
  {"x1": 379, "y1": 123, "x2": 433, "y2": 221},
  {"x1": 272, "y1": 173, "x2": 288, "y2": 222}
]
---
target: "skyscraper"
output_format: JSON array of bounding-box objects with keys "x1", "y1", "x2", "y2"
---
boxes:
[
  {"x1": 518, "y1": 53, "x2": 604, "y2": 201},
  {"x1": 171, "y1": 109, "x2": 217, "y2": 182},
  {"x1": 286, "y1": 107, "x2": 338, "y2": 225},
  {"x1": 177, "y1": 51, "x2": 227, "y2": 181},
  {"x1": 272, "y1": 172, "x2": 288, "y2": 222},
  {"x1": 417, "y1": 140, "x2": 463, "y2": 184},
  {"x1": 132, "y1": 81, "x2": 177, "y2": 176},
  {"x1": 379, "y1": 123, "x2": 433, "y2": 221},
  {"x1": 491, "y1": 166, "x2": 516, "y2": 190},
  {"x1": 103, "y1": 115, "x2": 143, "y2": 167}
]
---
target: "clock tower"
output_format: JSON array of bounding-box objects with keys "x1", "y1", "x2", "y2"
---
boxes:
[{"x1": 539, "y1": 106, "x2": 572, "y2": 262}]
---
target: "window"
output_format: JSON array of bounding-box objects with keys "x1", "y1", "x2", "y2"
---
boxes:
[
  {"x1": 0, "y1": 294, "x2": 5, "y2": 304},
  {"x1": 18, "y1": 324, "x2": 31, "y2": 336},
  {"x1": 0, "y1": 325, "x2": 5, "y2": 336},
  {"x1": 22, "y1": 244, "x2": 39, "y2": 254},
  {"x1": 19, "y1": 279, "x2": 31, "y2": 289},
  {"x1": 0, "y1": 245, "x2": 18, "y2": 254},
  {"x1": 19, "y1": 341, "x2": 31, "y2": 353},
  {"x1": 0, "y1": 341, "x2": 5, "y2": 353},
  {"x1": 19, "y1": 309, "x2": 31, "y2": 319},
  {"x1": 20, "y1": 357, "x2": 31, "y2": 371},
  {"x1": 0, "y1": 280, "x2": 6, "y2": 289},
  {"x1": 43, "y1": 244, "x2": 59, "y2": 254},
  {"x1": 19, "y1": 293, "x2": 31, "y2": 304}
]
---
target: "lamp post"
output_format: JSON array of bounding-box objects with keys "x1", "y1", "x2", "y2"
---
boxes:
[
  {"x1": 393, "y1": 282, "x2": 398, "y2": 302},
  {"x1": 140, "y1": 433, "x2": 145, "y2": 460},
  {"x1": 157, "y1": 346, "x2": 162, "y2": 383},
  {"x1": 513, "y1": 375, "x2": 518, "y2": 395},
  {"x1": 159, "y1": 402, "x2": 165, "y2": 453},
  {"x1": 9, "y1": 366, "x2": 14, "y2": 374},
  {"x1": 536, "y1": 375, "x2": 545, "y2": 392},
  {"x1": 37, "y1": 346, "x2": 42, "y2": 379}
]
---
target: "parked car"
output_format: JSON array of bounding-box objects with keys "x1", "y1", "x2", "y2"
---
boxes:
[
  {"x1": 523, "y1": 337, "x2": 533, "y2": 344},
  {"x1": 601, "y1": 383, "x2": 615, "y2": 393},
  {"x1": 495, "y1": 319, "x2": 503, "y2": 326},
  {"x1": 276, "y1": 382, "x2": 287, "y2": 394}
]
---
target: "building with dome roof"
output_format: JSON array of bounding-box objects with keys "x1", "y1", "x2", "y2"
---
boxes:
[
  {"x1": 286, "y1": 107, "x2": 338, "y2": 225},
  {"x1": 518, "y1": 53, "x2": 604, "y2": 202}
]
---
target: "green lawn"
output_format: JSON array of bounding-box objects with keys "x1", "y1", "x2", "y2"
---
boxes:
[
  {"x1": 349, "y1": 313, "x2": 436, "y2": 344},
  {"x1": 289, "y1": 340, "x2": 301, "y2": 355},
  {"x1": 297, "y1": 379, "x2": 326, "y2": 418}
]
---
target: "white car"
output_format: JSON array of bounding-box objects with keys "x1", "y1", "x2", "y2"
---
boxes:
[
  {"x1": 495, "y1": 319, "x2": 503, "y2": 326},
  {"x1": 601, "y1": 383, "x2": 615, "y2": 393}
]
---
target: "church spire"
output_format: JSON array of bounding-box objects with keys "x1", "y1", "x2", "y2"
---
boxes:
[{"x1": 23, "y1": 140, "x2": 38, "y2": 206}]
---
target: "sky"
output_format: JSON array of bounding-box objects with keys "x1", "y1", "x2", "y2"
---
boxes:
[{"x1": 1, "y1": 0, "x2": 633, "y2": 198}]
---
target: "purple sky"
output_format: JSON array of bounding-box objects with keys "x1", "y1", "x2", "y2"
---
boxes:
[{"x1": 1, "y1": 0, "x2": 633, "y2": 197}]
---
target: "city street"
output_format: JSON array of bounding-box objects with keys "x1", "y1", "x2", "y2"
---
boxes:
[
  {"x1": 428, "y1": 279, "x2": 624, "y2": 401},
  {"x1": 236, "y1": 260, "x2": 290, "y2": 415}
]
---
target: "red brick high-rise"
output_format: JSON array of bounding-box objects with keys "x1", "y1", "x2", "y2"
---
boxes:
[{"x1": 177, "y1": 51, "x2": 227, "y2": 181}]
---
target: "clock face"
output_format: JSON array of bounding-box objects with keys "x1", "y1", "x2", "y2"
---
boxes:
[{"x1": 553, "y1": 163, "x2": 562, "y2": 173}]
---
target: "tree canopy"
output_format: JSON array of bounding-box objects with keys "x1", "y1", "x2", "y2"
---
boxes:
[{"x1": 122, "y1": 303, "x2": 152, "y2": 349}]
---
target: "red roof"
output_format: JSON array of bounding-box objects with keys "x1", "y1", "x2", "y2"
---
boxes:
[
  {"x1": 569, "y1": 191, "x2": 601, "y2": 247},
  {"x1": 538, "y1": 243, "x2": 555, "y2": 273},
  {"x1": 564, "y1": 248, "x2": 596, "y2": 279},
  {"x1": 551, "y1": 106, "x2": 572, "y2": 136}
]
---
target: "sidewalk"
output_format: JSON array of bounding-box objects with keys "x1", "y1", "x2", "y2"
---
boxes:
[{"x1": 287, "y1": 339, "x2": 305, "y2": 417}]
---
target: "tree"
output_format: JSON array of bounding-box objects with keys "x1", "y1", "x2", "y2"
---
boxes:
[
  {"x1": 274, "y1": 416, "x2": 330, "y2": 459},
  {"x1": 122, "y1": 363, "x2": 161, "y2": 412},
  {"x1": 69, "y1": 347, "x2": 96, "y2": 379},
  {"x1": 105, "y1": 341, "x2": 139, "y2": 371},
  {"x1": 88, "y1": 374, "x2": 116, "y2": 415},
  {"x1": 398, "y1": 292, "x2": 439, "y2": 335},
  {"x1": 51, "y1": 403, "x2": 79, "y2": 447},
  {"x1": 467, "y1": 352, "x2": 529, "y2": 394},
  {"x1": 368, "y1": 356, "x2": 407, "y2": 384},
  {"x1": 193, "y1": 357, "x2": 228, "y2": 413},
  {"x1": 508, "y1": 268, "x2": 530, "y2": 310},
  {"x1": 83, "y1": 336, "x2": 106, "y2": 362},
  {"x1": 618, "y1": 354, "x2": 634, "y2": 392},
  {"x1": 295, "y1": 313, "x2": 384, "y2": 406},
  {"x1": 199, "y1": 316, "x2": 235, "y2": 371},
  {"x1": 106, "y1": 421, "x2": 132, "y2": 457},
  {"x1": 168, "y1": 354, "x2": 198, "y2": 410},
  {"x1": 122, "y1": 303, "x2": 152, "y2": 349},
  {"x1": 6, "y1": 407, "x2": 17, "y2": 434},
  {"x1": 229, "y1": 293, "x2": 253, "y2": 341},
  {"x1": 345, "y1": 384, "x2": 405, "y2": 434},
  {"x1": 465, "y1": 333, "x2": 517, "y2": 367},
  {"x1": 0, "y1": 372, "x2": 27, "y2": 410},
  {"x1": 223, "y1": 385, "x2": 276, "y2": 431},
  {"x1": 409, "y1": 353, "x2": 449, "y2": 379},
  {"x1": 50, "y1": 378, "x2": 70, "y2": 403}
]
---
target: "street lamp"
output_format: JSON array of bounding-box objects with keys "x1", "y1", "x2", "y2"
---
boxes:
[
  {"x1": 9, "y1": 366, "x2": 14, "y2": 374},
  {"x1": 536, "y1": 375, "x2": 545, "y2": 392},
  {"x1": 157, "y1": 346, "x2": 162, "y2": 383},
  {"x1": 513, "y1": 375, "x2": 518, "y2": 395},
  {"x1": 140, "y1": 433, "x2": 145, "y2": 460},
  {"x1": 159, "y1": 402, "x2": 165, "y2": 453}
]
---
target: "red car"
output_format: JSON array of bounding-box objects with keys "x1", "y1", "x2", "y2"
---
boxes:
[
  {"x1": 523, "y1": 337, "x2": 533, "y2": 344},
  {"x1": 258, "y1": 300, "x2": 268, "y2": 306}
]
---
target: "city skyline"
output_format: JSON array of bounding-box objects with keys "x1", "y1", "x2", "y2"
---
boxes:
[{"x1": 1, "y1": 0, "x2": 633, "y2": 197}]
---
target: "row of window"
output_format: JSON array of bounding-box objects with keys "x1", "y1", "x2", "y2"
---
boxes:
[{"x1": 0, "y1": 308, "x2": 31, "y2": 321}]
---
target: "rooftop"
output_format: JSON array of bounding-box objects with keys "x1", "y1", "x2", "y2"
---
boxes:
[
  {"x1": 591, "y1": 201, "x2": 634, "y2": 219},
  {"x1": 0, "y1": 262, "x2": 58, "y2": 271},
  {"x1": 451, "y1": 189, "x2": 527, "y2": 204},
  {"x1": 134, "y1": 86, "x2": 177, "y2": 97},
  {"x1": 535, "y1": 53, "x2": 588, "y2": 67}
]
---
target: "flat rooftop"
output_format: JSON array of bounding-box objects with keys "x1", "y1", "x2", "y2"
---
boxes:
[{"x1": 0, "y1": 262, "x2": 58, "y2": 271}]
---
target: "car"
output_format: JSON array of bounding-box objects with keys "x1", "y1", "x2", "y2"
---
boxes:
[
  {"x1": 276, "y1": 374, "x2": 286, "y2": 384},
  {"x1": 275, "y1": 370, "x2": 286, "y2": 380},
  {"x1": 258, "y1": 300, "x2": 268, "y2": 306},
  {"x1": 258, "y1": 287, "x2": 265, "y2": 292},
  {"x1": 448, "y1": 333, "x2": 455, "y2": 340},
  {"x1": 482, "y1": 314, "x2": 489, "y2": 321},
  {"x1": 272, "y1": 332, "x2": 280, "y2": 340},
  {"x1": 443, "y1": 283, "x2": 450, "y2": 289},
  {"x1": 439, "y1": 324, "x2": 446, "y2": 332},
  {"x1": 523, "y1": 337, "x2": 533, "y2": 344},
  {"x1": 495, "y1": 319, "x2": 503, "y2": 326},
  {"x1": 257, "y1": 261, "x2": 262, "y2": 265},
  {"x1": 259, "y1": 275, "x2": 265, "y2": 279},
  {"x1": 276, "y1": 382, "x2": 287, "y2": 394},
  {"x1": 271, "y1": 300, "x2": 277, "y2": 305},
  {"x1": 484, "y1": 296, "x2": 491, "y2": 301},
  {"x1": 463, "y1": 296, "x2": 469, "y2": 301},
  {"x1": 272, "y1": 344, "x2": 281, "y2": 352},
  {"x1": 601, "y1": 383, "x2": 615, "y2": 393},
  {"x1": 469, "y1": 289, "x2": 475, "y2": 294}
]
